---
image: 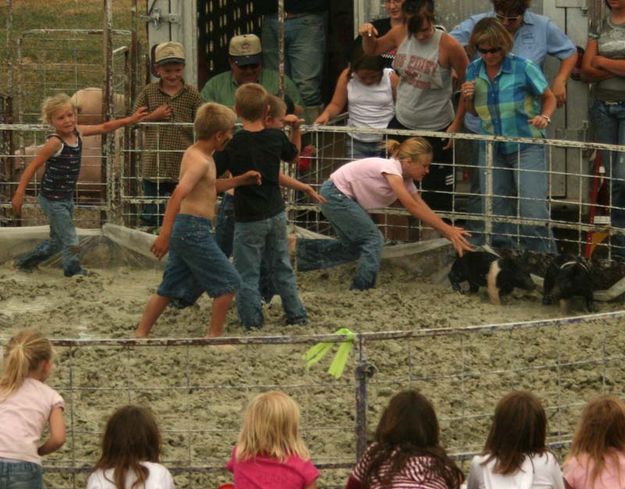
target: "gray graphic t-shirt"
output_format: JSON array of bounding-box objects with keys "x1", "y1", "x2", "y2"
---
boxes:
[{"x1": 590, "y1": 17, "x2": 625, "y2": 101}]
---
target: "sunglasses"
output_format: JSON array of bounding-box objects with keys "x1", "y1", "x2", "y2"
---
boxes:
[
  {"x1": 495, "y1": 13, "x2": 522, "y2": 22},
  {"x1": 238, "y1": 63, "x2": 260, "y2": 70},
  {"x1": 477, "y1": 46, "x2": 502, "y2": 54}
]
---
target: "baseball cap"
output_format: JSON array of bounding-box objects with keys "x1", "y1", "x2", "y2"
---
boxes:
[
  {"x1": 229, "y1": 34, "x2": 262, "y2": 66},
  {"x1": 154, "y1": 41, "x2": 185, "y2": 65}
]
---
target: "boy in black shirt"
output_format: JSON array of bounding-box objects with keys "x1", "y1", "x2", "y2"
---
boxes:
[{"x1": 220, "y1": 83, "x2": 309, "y2": 328}]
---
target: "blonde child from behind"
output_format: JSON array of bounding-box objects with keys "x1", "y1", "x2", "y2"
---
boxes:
[
  {"x1": 227, "y1": 391, "x2": 319, "y2": 489},
  {"x1": 12, "y1": 93, "x2": 147, "y2": 277},
  {"x1": 87, "y1": 405, "x2": 174, "y2": 489},
  {"x1": 0, "y1": 329, "x2": 65, "y2": 489},
  {"x1": 564, "y1": 395, "x2": 625, "y2": 489}
]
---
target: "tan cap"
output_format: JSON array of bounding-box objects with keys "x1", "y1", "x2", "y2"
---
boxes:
[
  {"x1": 154, "y1": 41, "x2": 185, "y2": 65},
  {"x1": 229, "y1": 34, "x2": 262, "y2": 66}
]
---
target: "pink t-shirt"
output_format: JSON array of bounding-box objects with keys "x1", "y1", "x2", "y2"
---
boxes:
[
  {"x1": 0, "y1": 378, "x2": 64, "y2": 464},
  {"x1": 226, "y1": 446, "x2": 319, "y2": 489},
  {"x1": 330, "y1": 157, "x2": 418, "y2": 210},
  {"x1": 564, "y1": 452, "x2": 625, "y2": 489}
]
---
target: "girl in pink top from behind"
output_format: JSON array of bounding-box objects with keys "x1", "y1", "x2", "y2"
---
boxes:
[
  {"x1": 226, "y1": 390, "x2": 319, "y2": 489},
  {"x1": 564, "y1": 395, "x2": 625, "y2": 489},
  {"x1": 0, "y1": 329, "x2": 65, "y2": 489}
]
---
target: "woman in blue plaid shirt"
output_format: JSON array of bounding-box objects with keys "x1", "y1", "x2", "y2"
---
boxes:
[{"x1": 461, "y1": 18, "x2": 557, "y2": 254}]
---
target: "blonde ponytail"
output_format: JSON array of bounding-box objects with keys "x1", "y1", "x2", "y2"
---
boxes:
[
  {"x1": 386, "y1": 137, "x2": 432, "y2": 162},
  {"x1": 0, "y1": 329, "x2": 52, "y2": 398}
]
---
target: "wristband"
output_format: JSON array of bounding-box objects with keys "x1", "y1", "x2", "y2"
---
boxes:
[{"x1": 540, "y1": 114, "x2": 551, "y2": 123}]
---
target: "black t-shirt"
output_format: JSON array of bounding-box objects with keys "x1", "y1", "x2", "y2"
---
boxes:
[
  {"x1": 253, "y1": 0, "x2": 328, "y2": 15},
  {"x1": 217, "y1": 128, "x2": 298, "y2": 222}
]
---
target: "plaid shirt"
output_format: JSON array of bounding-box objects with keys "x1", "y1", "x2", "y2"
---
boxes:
[
  {"x1": 133, "y1": 81, "x2": 203, "y2": 181},
  {"x1": 466, "y1": 54, "x2": 548, "y2": 155}
]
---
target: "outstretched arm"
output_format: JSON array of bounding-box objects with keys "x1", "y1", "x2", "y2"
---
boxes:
[
  {"x1": 215, "y1": 171, "x2": 261, "y2": 193},
  {"x1": 315, "y1": 69, "x2": 349, "y2": 125},
  {"x1": 12, "y1": 137, "x2": 62, "y2": 216},
  {"x1": 279, "y1": 172, "x2": 326, "y2": 204},
  {"x1": 79, "y1": 106, "x2": 148, "y2": 137},
  {"x1": 385, "y1": 174, "x2": 473, "y2": 256}
]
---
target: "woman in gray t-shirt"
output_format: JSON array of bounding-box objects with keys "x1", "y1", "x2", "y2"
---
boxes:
[{"x1": 582, "y1": 0, "x2": 625, "y2": 258}]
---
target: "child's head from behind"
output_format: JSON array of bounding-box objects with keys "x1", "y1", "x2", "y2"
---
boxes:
[
  {"x1": 236, "y1": 390, "x2": 309, "y2": 462},
  {"x1": 41, "y1": 93, "x2": 76, "y2": 127},
  {"x1": 350, "y1": 45, "x2": 385, "y2": 86},
  {"x1": 484, "y1": 391, "x2": 547, "y2": 475},
  {"x1": 570, "y1": 395, "x2": 625, "y2": 483},
  {"x1": 0, "y1": 329, "x2": 53, "y2": 397},
  {"x1": 386, "y1": 137, "x2": 433, "y2": 181},
  {"x1": 96, "y1": 405, "x2": 161, "y2": 487},
  {"x1": 195, "y1": 102, "x2": 236, "y2": 149},
  {"x1": 375, "y1": 389, "x2": 440, "y2": 448},
  {"x1": 266, "y1": 95, "x2": 288, "y2": 129},
  {"x1": 235, "y1": 83, "x2": 269, "y2": 122}
]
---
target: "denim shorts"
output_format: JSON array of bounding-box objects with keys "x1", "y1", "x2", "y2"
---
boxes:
[
  {"x1": 158, "y1": 214, "x2": 241, "y2": 306},
  {"x1": 0, "y1": 459, "x2": 43, "y2": 489}
]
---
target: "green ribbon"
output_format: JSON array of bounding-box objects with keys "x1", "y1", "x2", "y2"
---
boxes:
[{"x1": 303, "y1": 328, "x2": 355, "y2": 379}]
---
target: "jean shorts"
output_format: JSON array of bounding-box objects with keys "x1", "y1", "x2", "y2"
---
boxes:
[{"x1": 158, "y1": 214, "x2": 241, "y2": 306}]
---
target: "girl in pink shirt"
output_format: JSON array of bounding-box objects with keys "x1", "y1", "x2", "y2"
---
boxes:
[
  {"x1": 564, "y1": 396, "x2": 625, "y2": 489},
  {"x1": 226, "y1": 390, "x2": 319, "y2": 489},
  {"x1": 0, "y1": 329, "x2": 65, "y2": 489},
  {"x1": 295, "y1": 137, "x2": 472, "y2": 290}
]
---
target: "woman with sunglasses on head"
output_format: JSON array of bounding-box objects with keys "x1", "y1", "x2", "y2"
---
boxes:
[
  {"x1": 450, "y1": 0, "x2": 577, "y2": 108},
  {"x1": 360, "y1": 0, "x2": 468, "y2": 216},
  {"x1": 460, "y1": 18, "x2": 557, "y2": 253}
]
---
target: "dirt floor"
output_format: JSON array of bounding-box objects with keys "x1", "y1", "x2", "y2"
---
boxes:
[{"x1": 1, "y1": 239, "x2": 624, "y2": 489}]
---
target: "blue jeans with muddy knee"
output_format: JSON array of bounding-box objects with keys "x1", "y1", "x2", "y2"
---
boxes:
[
  {"x1": 296, "y1": 180, "x2": 384, "y2": 290},
  {"x1": 0, "y1": 460, "x2": 44, "y2": 489},
  {"x1": 591, "y1": 99, "x2": 625, "y2": 255},
  {"x1": 476, "y1": 143, "x2": 555, "y2": 253},
  {"x1": 233, "y1": 211, "x2": 307, "y2": 328},
  {"x1": 15, "y1": 194, "x2": 82, "y2": 276}
]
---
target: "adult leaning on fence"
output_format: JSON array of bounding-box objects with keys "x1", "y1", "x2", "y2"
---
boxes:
[{"x1": 461, "y1": 18, "x2": 557, "y2": 254}]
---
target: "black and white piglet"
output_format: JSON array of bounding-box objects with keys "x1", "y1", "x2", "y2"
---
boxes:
[
  {"x1": 542, "y1": 254, "x2": 594, "y2": 313},
  {"x1": 448, "y1": 251, "x2": 535, "y2": 305}
]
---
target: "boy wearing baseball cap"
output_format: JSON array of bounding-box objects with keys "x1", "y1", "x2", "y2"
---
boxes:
[{"x1": 133, "y1": 41, "x2": 203, "y2": 229}]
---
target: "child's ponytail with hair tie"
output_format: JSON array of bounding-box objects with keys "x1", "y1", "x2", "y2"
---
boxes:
[
  {"x1": 385, "y1": 139, "x2": 402, "y2": 158},
  {"x1": 0, "y1": 329, "x2": 52, "y2": 398}
]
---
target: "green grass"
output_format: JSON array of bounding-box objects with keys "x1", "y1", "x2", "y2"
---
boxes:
[{"x1": 0, "y1": 0, "x2": 146, "y2": 121}]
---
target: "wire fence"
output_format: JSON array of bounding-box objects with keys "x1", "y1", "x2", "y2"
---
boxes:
[
  {"x1": 8, "y1": 310, "x2": 621, "y2": 488},
  {"x1": 3, "y1": 120, "x2": 625, "y2": 260}
]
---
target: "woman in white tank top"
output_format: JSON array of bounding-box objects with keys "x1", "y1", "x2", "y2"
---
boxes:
[
  {"x1": 316, "y1": 47, "x2": 398, "y2": 159},
  {"x1": 359, "y1": 0, "x2": 469, "y2": 214}
]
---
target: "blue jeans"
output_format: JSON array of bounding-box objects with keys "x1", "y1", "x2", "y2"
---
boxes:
[
  {"x1": 262, "y1": 13, "x2": 326, "y2": 106},
  {"x1": 476, "y1": 143, "x2": 556, "y2": 253},
  {"x1": 215, "y1": 193, "x2": 276, "y2": 303},
  {"x1": 296, "y1": 181, "x2": 384, "y2": 290},
  {"x1": 345, "y1": 138, "x2": 383, "y2": 160},
  {"x1": 141, "y1": 180, "x2": 176, "y2": 227},
  {"x1": 0, "y1": 460, "x2": 43, "y2": 489},
  {"x1": 233, "y1": 211, "x2": 307, "y2": 328},
  {"x1": 15, "y1": 194, "x2": 82, "y2": 276},
  {"x1": 591, "y1": 99, "x2": 625, "y2": 253},
  {"x1": 158, "y1": 214, "x2": 241, "y2": 306}
]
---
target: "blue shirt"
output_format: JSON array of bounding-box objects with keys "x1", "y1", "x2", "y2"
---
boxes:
[
  {"x1": 451, "y1": 10, "x2": 576, "y2": 133},
  {"x1": 466, "y1": 54, "x2": 548, "y2": 154}
]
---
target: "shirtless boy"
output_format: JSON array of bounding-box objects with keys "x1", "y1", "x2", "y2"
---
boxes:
[{"x1": 135, "y1": 102, "x2": 261, "y2": 338}]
